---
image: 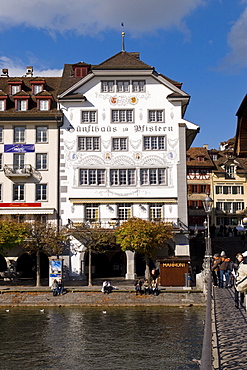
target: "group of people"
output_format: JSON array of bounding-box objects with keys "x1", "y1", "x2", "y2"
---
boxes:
[
  {"x1": 135, "y1": 278, "x2": 159, "y2": 296},
  {"x1": 51, "y1": 279, "x2": 65, "y2": 296},
  {"x1": 212, "y1": 250, "x2": 247, "y2": 309}
]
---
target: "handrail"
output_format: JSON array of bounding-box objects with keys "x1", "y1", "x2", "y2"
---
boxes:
[{"x1": 201, "y1": 271, "x2": 212, "y2": 369}]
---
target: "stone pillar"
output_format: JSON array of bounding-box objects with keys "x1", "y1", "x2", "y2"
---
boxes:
[{"x1": 125, "y1": 250, "x2": 137, "y2": 280}]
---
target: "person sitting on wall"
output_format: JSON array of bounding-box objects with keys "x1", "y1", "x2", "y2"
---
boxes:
[
  {"x1": 150, "y1": 279, "x2": 159, "y2": 296},
  {"x1": 143, "y1": 279, "x2": 150, "y2": 295},
  {"x1": 58, "y1": 279, "x2": 65, "y2": 295},
  {"x1": 102, "y1": 280, "x2": 113, "y2": 294},
  {"x1": 134, "y1": 278, "x2": 142, "y2": 295},
  {"x1": 51, "y1": 279, "x2": 59, "y2": 296}
]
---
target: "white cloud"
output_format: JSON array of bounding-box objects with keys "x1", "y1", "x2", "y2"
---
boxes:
[
  {"x1": 0, "y1": 56, "x2": 62, "y2": 77},
  {"x1": 220, "y1": 5, "x2": 247, "y2": 70},
  {"x1": 0, "y1": 0, "x2": 204, "y2": 36}
]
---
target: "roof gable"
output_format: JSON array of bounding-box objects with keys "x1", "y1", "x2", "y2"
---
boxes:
[{"x1": 93, "y1": 51, "x2": 153, "y2": 70}]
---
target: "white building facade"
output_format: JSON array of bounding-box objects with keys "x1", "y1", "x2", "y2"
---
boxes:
[{"x1": 58, "y1": 52, "x2": 199, "y2": 280}]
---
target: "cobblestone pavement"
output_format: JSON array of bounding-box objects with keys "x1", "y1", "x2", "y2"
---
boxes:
[{"x1": 213, "y1": 286, "x2": 247, "y2": 369}]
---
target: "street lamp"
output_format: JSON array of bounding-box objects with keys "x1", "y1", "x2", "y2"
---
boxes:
[{"x1": 202, "y1": 193, "x2": 213, "y2": 276}]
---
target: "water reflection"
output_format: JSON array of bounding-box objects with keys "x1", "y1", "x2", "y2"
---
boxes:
[{"x1": 0, "y1": 307, "x2": 204, "y2": 369}]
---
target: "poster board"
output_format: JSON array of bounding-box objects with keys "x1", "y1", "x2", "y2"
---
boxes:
[{"x1": 49, "y1": 259, "x2": 63, "y2": 287}]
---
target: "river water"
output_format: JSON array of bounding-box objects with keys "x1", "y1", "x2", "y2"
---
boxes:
[{"x1": 0, "y1": 306, "x2": 204, "y2": 370}]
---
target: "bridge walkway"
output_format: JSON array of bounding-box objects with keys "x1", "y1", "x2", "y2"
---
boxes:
[{"x1": 213, "y1": 286, "x2": 247, "y2": 369}]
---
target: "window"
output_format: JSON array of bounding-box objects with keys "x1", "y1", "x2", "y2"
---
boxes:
[
  {"x1": 0, "y1": 100, "x2": 5, "y2": 111},
  {"x1": 118, "y1": 203, "x2": 132, "y2": 220},
  {"x1": 150, "y1": 203, "x2": 162, "y2": 221},
  {"x1": 17, "y1": 100, "x2": 27, "y2": 111},
  {"x1": 79, "y1": 169, "x2": 105, "y2": 185},
  {"x1": 112, "y1": 138, "x2": 127, "y2": 151},
  {"x1": 140, "y1": 169, "x2": 167, "y2": 185},
  {"x1": 85, "y1": 204, "x2": 99, "y2": 221},
  {"x1": 216, "y1": 201, "x2": 245, "y2": 213},
  {"x1": 225, "y1": 165, "x2": 235, "y2": 179},
  {"x1": 82, "y1": 111, "x2": 97, "y2": 123},
  {"x1": 132, "y1": 80, "x2": 145, "y2": 92},
  {"x1": 36, "y1": 153, "x2": 47, "y2": 170},
  {"x1": 0, "y1": 184, "x2": 2, "y2": 201},
  {"x1": 148, "y1": 110, "x2": 164, "y2": 123},
  {"x1": 116, "y1": 80, "x2": 130, "y2": 92},
  {"x1": 112, "y1": 109, "x2": 133, "y2": 123},
  {"x1": 36, "y1": 126, "x2": 47, "y2": 143},
  {"x1": 215, "y1": 185, "x2": 244, "y2": 195},
  {"x1": 0, "y1": 127, "x2": 3, "y2": 142},
  {"x1": 0, "y1": 153, "x2": 2, "y2": 170},
  {"x1": 101, "y1": 81, "x2": 114, "y2": 93},
  {"x1": 78, "y1": 137, "x2": 100, "y2": 151},
  {"x1": 143, "y1": 136, "x2": 166, "y2": 150},
  {"x1": 191, "y1": 184, "x2": 208, "y2": 194},
  {"x1": 13, "y1": 184, "x2": 24, "y2": 201},
  {"x1": 110, "y1": 169, "x2": 136, "y2": 185},
  {"x1": 33, "y1": 85, "x2": 42, "y2": 94},
  {"x1": 39, "y1": 100, "x2": 49, "y2": 111},
  {"x1": 197, "y1": 156, "x2": 205, "y2": 162},
  {"x1": 11, "y1": 85, "x2": 20, "y2": 95},
  {"x1": 13, "y1": 153, "x2": 25, "y2": 169},
  {"x1": 36, "y1": 184, "x2": 47, "y2": 201},
  {"x1": 211, "y1": 154, "x2": 218, "y2": 161},
  {"x1": 14, "y1": 126, "x2": 25, "y2": 143}
]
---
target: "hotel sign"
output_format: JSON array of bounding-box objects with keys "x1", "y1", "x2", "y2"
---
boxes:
[
  {"x1": 162, "y1": 262, "x2": 186, "y2": 268},
  {"x1": 4, "y1": 144, "x2": 35, "y2": 153}
]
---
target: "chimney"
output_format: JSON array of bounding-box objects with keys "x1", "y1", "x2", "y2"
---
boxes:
[
  {"x1": 26, "y1": 66, "x2": 33, "y2": 77},
  {"x1": 1, "y1": 69, "x2": 9, "y2": 77},
  {"x1": 203, "y1": 144, "x2": 208, "y2": 150}
]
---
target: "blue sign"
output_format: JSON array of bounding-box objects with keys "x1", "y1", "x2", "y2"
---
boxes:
[{"x1": 4, "y1": 144, "x2": 35, "y2": 153}]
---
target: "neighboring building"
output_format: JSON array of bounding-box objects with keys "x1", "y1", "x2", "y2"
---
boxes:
[
  {"x1": 58, "y1": 51, "x2": 199, "y2": 280},
  {"x1": 187, "y1": 146, "x2": 214, "y2": 231},
  {"x1": 0, "y1": 67, "x2": 62, "y2": 272},
  {"x1": 235, "y1": 94, "x2": 247, "y2": 157},
  {"x1": 187, "y1": 140, "x2": 247, "y2": 232}
]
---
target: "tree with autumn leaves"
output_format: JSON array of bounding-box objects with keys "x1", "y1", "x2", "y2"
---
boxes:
[
  {"x1": 0, "y1": 218, "x2": 28, "y2": 255},
  {"x1": 24, "y1": 221, "x2": 68, "y2": 287},
  {"x1": 115, "y1": 218, "x2": 173, "y2": 279}
]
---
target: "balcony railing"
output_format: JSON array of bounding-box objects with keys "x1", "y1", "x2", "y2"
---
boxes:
[{"x1": 4, "y1": 164, "x2": 34, "y2": 178}]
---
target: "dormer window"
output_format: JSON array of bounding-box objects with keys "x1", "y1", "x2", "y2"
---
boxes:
[
  {"x1": 14, "y1": 91, "x2": 29, "y2": 111},
  {"x1": 39, "y1": 100, "x2": 49, "y2": 111},
  {"x1": 197, "y1": 156, "x2": 205, "y2": 162},
  {"x1": 211, "y1": 154, "x2": 218, "y2": 161},
  {"x1": 8, "y1": 79, "x2": 22, "y2": 95},
  {"x1": 225, "y1": 164, "x2": 235, "y2": 179},
  {"x1": 33, "y1": 85, "x2": 43, "y2": 94},
  {"x1": 0, "y1": 92, "x2": 7, "y2": 111},
  {"x1": 186, "y1": 156, "x2": 191, "y2": 162},
  {"x1": 35, "y1": 90, "x2": 52, "y2": 111},
  {"x1": 18, "y1": 100, "x2": 27, "y2": 111},
  {"x1": 30, "y1": 79, "x2": 45, "y2": 94}
]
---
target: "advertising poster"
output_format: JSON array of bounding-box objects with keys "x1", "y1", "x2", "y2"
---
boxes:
[{"x1": 49, "y1": 259, "x2": 63, "y2": 287}]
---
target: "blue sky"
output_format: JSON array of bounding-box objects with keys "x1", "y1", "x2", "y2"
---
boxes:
[{"x1": 1, "y1": 0, "x2": 247, "y2": 149}]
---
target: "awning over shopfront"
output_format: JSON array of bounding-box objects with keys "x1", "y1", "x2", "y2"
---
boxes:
[{"x1": 0, "y1": 208, "x2": 55, "y2": 214}]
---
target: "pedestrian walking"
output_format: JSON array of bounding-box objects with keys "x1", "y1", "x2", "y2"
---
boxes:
[
  {"x1": 232, "y1": 253, "x2": 245, "y2": 309},
  {"x1": 212, "y1": 251, "x2": 231, "y2": 288}
]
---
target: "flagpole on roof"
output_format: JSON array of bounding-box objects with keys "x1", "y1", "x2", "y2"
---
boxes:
[{"x1": 121, "y1": 23, "x2": 125, "y2": 52}]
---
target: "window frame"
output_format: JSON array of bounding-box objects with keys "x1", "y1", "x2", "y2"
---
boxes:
[
  {"x1": 85, "y1": 203, "x2": 99, "y2": 222},
  {"x1": 79, "y1": 169, "x2": 106, "y2": 186},
  {"x1": 112, "y1": 137, "x2": 128, "y2": 151},
  {"x1": 13, "y1": 184, "x2": 25, "y2": 201},
  {"x1": 36, "y1": 184, "x2": 47, "y2": 201},
  {"x1": 110, "y1": 169, "x2": 136, "y2": 186},
  {"x1": 118, "y1": 203, "x2": 132, "y2": 221},
  {"x1": 101, "y1": 80, "x2": 114, "y2": 93},
  {"x1": 14, "y1": 126, "x2": 25, "y2": 143},
  {"x1": 36, "y1": 153, "x2": 48, "y2": 170},
  {"x1": 140, "y1": 168, "x2": 167, "y2": 186},
  {"x1": 143, "y1": 135, "x2": 166, "y2": 151},
  {"x1": 78, "y1": 137, "x2": 100, "y2": 151},
  {"x1": 81, "y1": 110, "x2": 97, "y2": 124},
  {"x1": 36, "y1": 126, "x2": 48, "y2": 143},
  {"x1": 132, "y1": 80, "x2": 146, "y2": 92},
  {"x1": 148, "y1": 110, "x2": 165, "y2": 123},
  {"x1": 111, "y1": 109, "x2": 134, "y2": 123},
  {"x1": 116, "y1": 80, "x2": 130, "y2": 93}
]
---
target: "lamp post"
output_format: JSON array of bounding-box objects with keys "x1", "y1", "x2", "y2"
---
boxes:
[{"x1": 202, "y1": 193, "x2": 213, "y2": 278}]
